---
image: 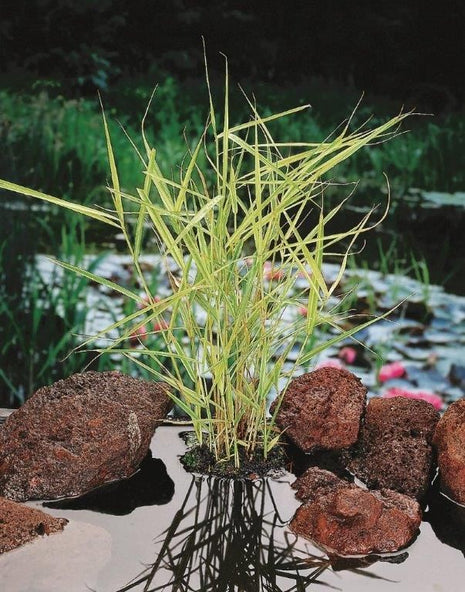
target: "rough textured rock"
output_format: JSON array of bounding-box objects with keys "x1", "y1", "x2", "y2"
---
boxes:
[
  {"x1": 0, "y1": 496, "x2": 67, "y2": 553},
  {"x1": 433, "y1": 399, "x2": 465, "y2": 504},
  {"x1": 290, "y1": 467, "x2": 421, "y2": 556},
  {"x1": 0, "y1": 371, "x2": 172, "y2": 501},
  {"x1": 347, "y1": 396, "x2": 439, "y2": 500},
  {"x1": 272, "y1": 367, "x2": 367, "y2": 453}
]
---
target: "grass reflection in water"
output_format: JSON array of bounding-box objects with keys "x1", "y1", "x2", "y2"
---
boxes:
[{"x1": 116, "y1": 475, "x2": 330, "y2": 592}]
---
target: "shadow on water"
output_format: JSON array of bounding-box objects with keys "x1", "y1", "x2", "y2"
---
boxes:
[
  {"x1": 424, "y1": 478, "x2": 465, "y2": 557},
  {"x1": 115, "y1": 475, "x2": 331, "y2": 592},
  {"x1": 44, "y1": 451, "x2": 174, "y2": 515}
]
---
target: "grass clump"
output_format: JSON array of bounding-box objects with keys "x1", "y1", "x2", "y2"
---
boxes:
[{"x1": 0, "y1": 63, "x2": 411, "y2": 469}]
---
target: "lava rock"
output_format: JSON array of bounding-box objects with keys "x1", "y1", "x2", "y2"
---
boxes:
[
  {"x1": 290, "y1": 467, "x2": 421, "y2": 556},
  {"x1": 272, "y1": 367, "x2": 367, "y2": 453},
  {"x1": 292, "y1": 464, "x2": 343, "y2": 500},
  {"x1": 0, "y1": 371, "x2": 172, "y2": 501},
  {"x1": 348, "y1": 396, "x2": 439, "y2": 499},
  {"x1": 433, "y1": 399, "x2": 465, "y2": 504},
  {"x1": 0, "y1": 497, "x2": 67, "y2": 553}
]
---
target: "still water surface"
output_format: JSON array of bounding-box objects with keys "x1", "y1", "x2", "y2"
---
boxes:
[{"x1": 1, "y1": 426, "x2": 464, "y2": 592}]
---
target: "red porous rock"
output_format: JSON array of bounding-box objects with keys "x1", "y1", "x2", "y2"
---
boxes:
[
  {"x1": 272, "y1": 367, "x2": 367, "y2": 453},
  {"x1": 348, "y1": 396, "x2": 439, "y2": 500},
  {"x1": 0, "y1": 371, "x2": 172, "y2": 501},
  {"x1": 290, "y1": 467, "x2": 421, "y2": 556},
  {"x1": 433, "y1": 399, "x2": 465, "y2": 504},
  {"x1": 0, "y1": 496, "x2": 67, "y2": 553}
]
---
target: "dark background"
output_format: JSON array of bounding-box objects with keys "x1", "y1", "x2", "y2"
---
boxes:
[{"x1": 1, "y1": 0, "x2": 463, "y2": 112}]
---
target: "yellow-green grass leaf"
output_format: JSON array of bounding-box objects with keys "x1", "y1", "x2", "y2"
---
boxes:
[{"x1": 0, "y1": 179, "x2": 119, "y2": 227}]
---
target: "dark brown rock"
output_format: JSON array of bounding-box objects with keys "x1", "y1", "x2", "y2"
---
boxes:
[
  {"x1": 348, "y1": 396, "x2": 439, "y2": 499},
  {"x1": 273, "y1": 367, "x2": 366, "y2": 453},
  {"x1": 0, "y1": 496, "x2": 67, "y2": 553},
  {"x1": 292, "y1": 463, "x2": 342, "y2": 501},
  {"x1": 290, "y1": 467, "x2": 421, "y2": 556},
  {"x1": 433, "y1": 399, "x2": 465, "y2": 504},
  {"x1": 0, "y1": 371, "x2": 172, "y2": 501}
]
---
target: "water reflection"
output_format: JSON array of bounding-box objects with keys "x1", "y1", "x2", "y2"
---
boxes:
[
  {"x1": 44, "y1": 451, "x2": 174, "y2": 515},
  {"x1": 329, "y1": 552, "x2": 409, "y2": 571},
  {"x1": 116, "y1": 476, "x2": 330, "y2": 591},
  {"x1": 424, "y1": 480, "x2": 465, "y2": 557}
]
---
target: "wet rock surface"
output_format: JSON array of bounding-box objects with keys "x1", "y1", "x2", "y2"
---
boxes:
[
  {"x1": 433, "y1": 399, "x2": 465, "y2": 504},
  {"x1": 273, "y1": 367, "x2": 367, "y2": 453},
  {"x1": 290, "y1": 467, "x2": 422, "y2": 556},
  {"x1": 0, "y1": 371, "x2": 172, "y2": 501},
  {"x1": 347, "y1": 396, "x2": 439, "y2": 500},
  {"x1": 0, "y1": 497, "x2": 67, "y2": 553}
]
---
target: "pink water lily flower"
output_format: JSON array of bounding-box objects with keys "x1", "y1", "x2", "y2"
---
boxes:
[
  {"x1": 378, "y1": 361, "x2": 406, "y2": 383},
  {"x1": 153, "y1": 319, "x2": 170, "y2": 332},
  {"x1": 137, "y1": 295, "x2": 161, "y2": 310},
  {"x1": 263, "y1": 261, "x2": 284, "y2": 281},
  {"x1": 316, "y1": 358, "x2": 345, "y2": 370},
  {"x1": 129, "y1": 324, "x2": 149, "y2": 346},
  {"x1": 382, "y1": 387, "x2": 443, "y2": 411},
  {"x1": 339, "y1": 346, "x2": 357, "y2": 365}
]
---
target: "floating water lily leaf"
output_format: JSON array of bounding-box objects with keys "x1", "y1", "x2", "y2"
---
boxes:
[
  {"x1": 421, "y1": 191, "x2": 465, "y2": 208},
  {"x1": 393, "y1": 344, "x2": 432, "y2": 361}
]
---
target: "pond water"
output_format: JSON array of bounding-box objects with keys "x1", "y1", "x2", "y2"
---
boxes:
[
  {"x1": 325, "y1": 190, "x2": 465, "y2": 296},
  {"x1": 36, "y1": 248, "x2": 464, "y2": 410},
  {"x1": 1, "y1": 426, "x2": 464, "y2": 592},
  {"x1": 2, "y1": 189, "x2": 463, "y2": 296}
]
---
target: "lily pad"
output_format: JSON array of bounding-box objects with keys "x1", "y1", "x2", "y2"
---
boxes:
[{"x1": 421, "y1": 191, "x2": 465, "y2": 208}]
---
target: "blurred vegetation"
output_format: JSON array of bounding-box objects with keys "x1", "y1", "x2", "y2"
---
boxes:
[
  {"x1": 0, "y1": 199, "x2": 173, "y2": 407},
  {"x1": 1, "y1": 0, "x2": 464, "y2": 403},
  {"x1": 2, "y1": 1, "x2": 463, "y2": 112},
  {"x1": 1, "y1": 76, "x2": 464, "y2": 220},
  {"x1": 0, "y1": 206, "x2": 97, "y2": 405}
]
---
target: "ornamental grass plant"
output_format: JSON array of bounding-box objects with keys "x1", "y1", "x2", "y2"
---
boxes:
[{"x1": 0, "y1": 65, "x2": 412, "y2": 468}]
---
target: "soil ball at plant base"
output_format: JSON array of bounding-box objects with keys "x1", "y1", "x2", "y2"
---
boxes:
[
  {"x1": 348, "y1": 396, "x2": 439, "y2": 500},
  {"x1": 0, "y1": 371, "x2": 172, "y2": 501},
  {"x1": 180, "y1": 433, "x2": 287, "y2": 479},
  {"x1": 0, "y1": 497, "x2": 68, "y2": 554},
  {"x1": 433, "y1": 399, "x2": 465, "y2": 504},
  {"x1": 290, "y1": 467, "x2": 422, "y2": 556},
  {"x1": 272, "y1": 367, "x2": 367, "y2": 453}
]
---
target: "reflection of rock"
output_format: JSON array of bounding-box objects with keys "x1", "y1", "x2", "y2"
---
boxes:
[
  {"x1": 290, "y1": 467, "x2": 421, "y2": 556},
  {"x1": 44, "y1": 451, "x2": 174, "y2": 515},
  {"x1": 433, "y1": 400, "x2": 465, "y2": 504},
  {"x1": 348, "y1": 396, "x2": 439, "y2": 500},
  {"x1": 0, "y1": 520, "x2": 112, "y2": 592},
  {"x1": 0, "y1": 497, "x2": 67, "y2": 553},
  {"x1": 284, "y1": 437, "x2": 351, "y2": 480},
  {"x1": 424, "y1": 479, "x2": 465, "y2": 557},
  {"x1": 329, "y1": 551, "x2": 409, "y2": 571},
  {"x1": 273, "y1": 367, "x2": 366, "y2": 453},
  {"x1": 0, "y1": 371, "x2": 172, "y2": 501}
]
